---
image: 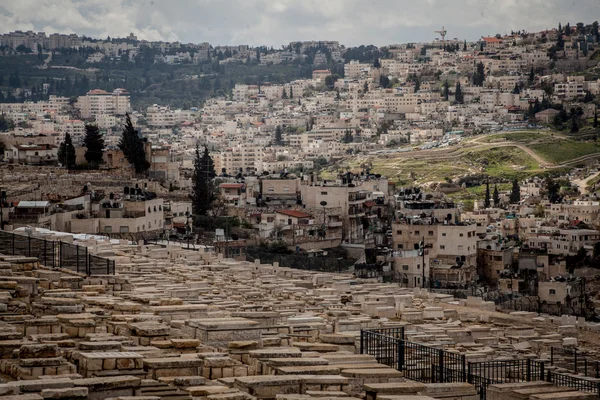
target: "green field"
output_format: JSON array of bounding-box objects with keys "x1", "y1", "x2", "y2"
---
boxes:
[
  {"x1": 467, "y1": 147, "x2": 540, "y2": 178},
  {"x1": 476, "y1": 130, "x2": 560, "y2": 144},
  {"x1": 529, "y1": 141, "x2": 600, "y2": 164}
]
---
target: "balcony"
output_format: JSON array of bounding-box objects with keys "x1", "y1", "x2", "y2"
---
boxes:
[{"x1": 328, "y1": 221, "x2": 343, "y2": 228}]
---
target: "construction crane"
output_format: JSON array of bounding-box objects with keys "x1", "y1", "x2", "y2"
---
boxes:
[{"x1": 435, "y1": 26, "x2": 447, "y2": 48}]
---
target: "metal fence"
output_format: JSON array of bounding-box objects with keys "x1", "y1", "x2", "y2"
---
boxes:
[
  {"x1": 0, "y1": 230, "x2": 115, "y2": 276},
  {"x1": 360, "y1": 328, "x2": 600, "y2": 400},
  {"x1": 546, "y1": 370, "x2": 600, "y2": 394},
  {"x1": 246, "y1": 251, "x2": 355, "y2": 273},
  {"x1": 551, "y1": 347, "x2": 600, "y2": 378}
]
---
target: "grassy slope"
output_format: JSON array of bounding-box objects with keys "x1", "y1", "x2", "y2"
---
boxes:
[{"x1": 529, "y1": 141, "x2": 600, "y2": 164}]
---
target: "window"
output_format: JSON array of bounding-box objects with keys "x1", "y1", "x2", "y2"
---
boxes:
[
  {"x1": 549, "y1": 289, "x2": 556, "y2": 295},
  {"x1": 397, "y1": 230, "x2": 402, "y2": 235},
  {"x1": 397, "y1": 244, "x2": 403, "y2": 250},
  {"x1": 119, "y1": 226, "x2": 129, "y2": 233},
  {"x1": 417, "y1": 264, "x2": 420, "y2": 270},
  {"x1": 104, "y1": 226, "x2": 112, "y2": 233},
  {"x1": 414, "y1": 230, "x2": 420, "y2": 235},
  {"x1": 321, "y1": 192, "x2": 328, "y2": 195},
  {"x1": 440, "y1": 245, "x2": 446, "y2": 250},
  {"x1": 402, "y1": 265, "x2": 409, "y2": 271},
  {"x1": 268, "y1": 187, "x2": 275, "y2": 192},
  {"x1": 428, "y1": 231, "x2": 434, "y2": 236},
  {"x1": 288, "y1": 219, "x2": 292, "y2": 225},
  {"x1": 442, "y1": 233, "x2": 447, "y2": 237},
  {"x1": 459, "y1": 233, "x2": 464, "y2": 237},
  {"x1": 458, "y1": 245, "x2": 464, "y2": 250}
]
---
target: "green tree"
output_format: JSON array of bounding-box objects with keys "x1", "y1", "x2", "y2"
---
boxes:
[
  {"x1": 57, "y1": 133, "x2": 76, "y2": 169},
  {"x1": 493, "y1": 184, "x2": 500, "y2": 207},
  {"x1": 583, "y1": 91, "x2": 594, "y2": 103},
  {"x1": 83, "y1": 124, "x2": 105, "y2": 166},
  {"x1": 119, "y1": 113, "x2": 150, "y2": 174},
  {"x1": 557, "y1": 33, "x2": 564, "y2": 50},
  {"x1": 454, "y1": 81, "x2": 464, "y2": 103},
  {"x1": 463, "y1": 40, "x2": 467, "y2": 51},
  {"x1": 373, "y1": 57, "x2": 381, "y2": 68},
  {"x1": 379, "y1": 75, "x2": 391, "y2": 88},
  {"x1": 342, "y1": 129, "x2": 354, "y2": 143},
  {"x1": 510, "y1": 179, "x2": 520, "y2": 204},
  {"x1": 546, "y1": 177, "x2": 560, "y2": 203},
  {"x1": 594, "y1": 110, "x2": 598, "y2": 128},
  {"x1": 512, "y1": 83, "x2": 521, "y2": 94},
  {"x1": 363, "y1": 82, "x2": 369, "y2": 93},
  {"x1": 570, "y1": 115, "x2": 579, "y2": 133},
  {"x1": 324, "y1": 74, "x2": 339, "y2": 89},
  {"x1": 191, "y1": 144, "x2": 217, "y2": 216},
  {"x1": 528, "y1": 66, "x2": 535, "y2": 85},
  {"x1": 443, "y1": 80, "x2": 449, "y2": 101},
  {"x1": 484, "y1": 179, "x2": 491, "y2": 208},
  {"x1": 0, "y1": 115, "x2": 14, "y2": 132},
  {"x1": 274, "y1": 125, "x2": 283, "y2": 145},
  {"x1": 473, "y1": 62, "x2": 485, "y2": 86}
]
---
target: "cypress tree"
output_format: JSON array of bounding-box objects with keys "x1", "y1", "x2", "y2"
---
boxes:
[
  {"x1": 274, "y1": 125, "x2": 283, "y2": 145},
  {"x1": 510, "y1": 179, "x2": 521, "y2": 204},
  {"x1": 484, "y1": 180, "x2": 491, "y2": 209},
  {"x1": 528, "y1": 67, "x2": 535, "y2": 84},
  {"x1": 493, "y1": 184, "x2": 500, "y2": 207},
  {"x1": 571, "y1": 115, "x2": 579, "y2": 133},
  {"x1": 83, "y1": 124, "x2": 105, "y2": 166},
  {"x1": 191, "y1": 145, "x2": 216, "y2": 216},
  {"x1": 455, "y1": 81, "x2": 463, "y2": 103},
  {"x1": 443, "y1": 80, "x2": 449, "y2": 101},
  {"x1": 57, "y1": 133, "x2": 76, "y2": 169},
  {"x1": 119, "y1": 113, "x2": 150, "y2": 174}
]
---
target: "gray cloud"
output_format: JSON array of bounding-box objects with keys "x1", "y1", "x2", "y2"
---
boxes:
[{"x1": 0, "y1": 0, "x2": 596, "y2": 46}]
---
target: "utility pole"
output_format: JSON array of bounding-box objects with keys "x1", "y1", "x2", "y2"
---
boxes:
[
  {"x1": 419, "y1": 236, "x2": 426, "y2": 288},
  {"x1": 0, "y1": 190, "x2": 6, "y2": 231}
]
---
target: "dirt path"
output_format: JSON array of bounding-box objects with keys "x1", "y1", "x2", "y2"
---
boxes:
[{"x1": 572, "y1": 171, "x2": 600, "y2": 195}]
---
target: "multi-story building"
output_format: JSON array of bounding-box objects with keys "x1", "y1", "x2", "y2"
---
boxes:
[
  {"x1": 554, "y1": 81, "x2": 584, "y2": 100},
  {"x1": 68, "y1": 190, "x2": 164, "y2": 237},
  {"x1": 77, "y1": 89, "x2": 131, "y2": 119},
  {"x1": 525, "y1": 227, "x2": 600, "y2": 256},
  {"x1": 391, "y1": 221, "x2": 478, "y2": 285}
]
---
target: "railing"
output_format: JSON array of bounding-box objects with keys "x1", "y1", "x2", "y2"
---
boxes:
[
  {"x1": 360, "y1": 328, "x2": 600, "y2": 400},
  {"x1": 551, "y1": 346, "x2": 600, "y2": 378},
  {"x1": 546, "y1": 371, "x2": 600, "y2": 394},
  {"x1": 0, "y1": 230, "x2": 115, "y2": 276}
]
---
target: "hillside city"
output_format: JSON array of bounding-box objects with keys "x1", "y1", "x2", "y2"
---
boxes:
[{"x1": 1, "y1": 17, "x2": 600, "y2": 400}]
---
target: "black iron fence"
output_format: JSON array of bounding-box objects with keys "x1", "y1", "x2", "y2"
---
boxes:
[
  {"x1": 546, "y1": 370, "x2": 600, "y2": 394},
  {"x1": 246, "y1": 250, "x2": 355, "y2": 273},
  {"x1": 0, "y1": 230, "x2": 114, "y2": 275},
  {"x1": 360, "y1": 328, "x2": 600, "y2": 399},
  {"x1": 551, "y1": 347, "x2": 600, "y2": 378}
]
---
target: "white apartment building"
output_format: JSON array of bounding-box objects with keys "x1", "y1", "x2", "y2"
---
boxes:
[
  {"x1": 77, "y1": 89, "x2": 131, "y2": 119},
  {"x1": 345, "y1": 60, "x2": 371, "y2": 79},
  {"x1": 554, "y1": 82, "x2": 584, "y2": 100},
  {"x1": 214, "y1": 145, "x2": 264, "y2": 174}
]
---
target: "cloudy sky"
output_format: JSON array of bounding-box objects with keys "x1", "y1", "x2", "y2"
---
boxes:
[{"x1": 0, "y1": 0, "x2": 595, "y2": 47}]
